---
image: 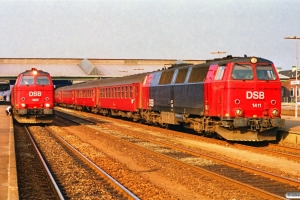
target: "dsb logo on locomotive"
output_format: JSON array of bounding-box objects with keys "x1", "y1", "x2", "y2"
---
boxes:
[
  {"x1": 246, "y1": 91, "x2": 264, "y2": 99},
  {"x1": 29, "y1": 91, "x2": 42, "y2": 97}
]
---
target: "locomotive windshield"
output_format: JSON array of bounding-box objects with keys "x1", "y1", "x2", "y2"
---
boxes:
[
  {"x1": 20, "y1": 76, "x2": 34, "y2": 85},
  {"x1": 256, "y1": 65, "x2": 276, "y2": 80},
  {"x1": 231, "y1": 64, "x2": 253, "y2": 80},
  {"x1": 36, "y1": 76, "x2": 50, "y2": 85},
  {"x1": 20, "y1": 75, "x2": 51, "y2": 85},
  {"x1": 231, "y1": 64, "x2": 277, "y2": 80}
]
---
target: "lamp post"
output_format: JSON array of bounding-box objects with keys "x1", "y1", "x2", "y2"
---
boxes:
[
  {"x1": 211, "y1": 51, "x2": 226, "y2": 58},
  {"x1": 284, "y1": 36, "x2": 300, "y2": 118}
]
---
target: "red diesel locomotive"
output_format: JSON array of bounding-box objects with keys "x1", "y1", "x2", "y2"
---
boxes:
[
  {"x1": 11, "y1": 68, "x2": 55, "y2": 123},
  {"x1": 55, "y1": 56, "x2": 285, "y2": 141}
]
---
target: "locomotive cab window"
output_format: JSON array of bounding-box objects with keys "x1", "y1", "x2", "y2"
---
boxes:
[
  {"x1": 36, "y1": 76, "x2": 50, "y2": 85},
  {"x1": 231, "y1": 64, "x2": 253, "y2": 80},
  {"x1": 256, "y1": 66, "x2": 276, "y2": 80},
  {"x1": 20, "y1": 76, "x2": 34, "y2": 85},
  {"x1": 215, "y1": 65, "x2": 226, "y2": 80}
]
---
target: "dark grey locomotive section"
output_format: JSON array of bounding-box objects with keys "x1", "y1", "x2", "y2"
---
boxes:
[{"x1": 149, "y1": 63, "x2": 210, "y2": 116}]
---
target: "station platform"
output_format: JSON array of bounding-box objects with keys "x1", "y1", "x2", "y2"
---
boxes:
[
  {"x1": 0, "y1": 105, "x2": 18, "y2": 200},
  {"x1": 279, "y1": 115, "x2": 300, "y2": 146}
]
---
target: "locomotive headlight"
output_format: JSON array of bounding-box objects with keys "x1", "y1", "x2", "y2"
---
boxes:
[
  {"x1": 32, "y1": 68, "x2": 38, "y2": 75},
  {"x1": 45, "y1": 103, "x2": 50, "y2": 108},
  {"x1": 21, "y1": 103, "x2": 26, "y2": 107},
  {"x1": 271, "y1": 109, "x2": 279, "y2": 117},
  {"x1": 250, "y1": 57, "x2": 257, "y2": 64},
  {"x1": 235, "y1": 108, "x2": 243, "y2": 117}
]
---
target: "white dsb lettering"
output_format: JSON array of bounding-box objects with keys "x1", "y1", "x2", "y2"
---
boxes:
[
  {"x1": 246, "y1": 91, "x2": 264, "y2": 99},
  {"x1": 29, "y1": 91, "x2": 42, "y2": 97}
]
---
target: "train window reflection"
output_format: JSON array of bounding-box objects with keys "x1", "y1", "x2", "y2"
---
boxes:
[
  {"x1": 20, "y1": 76, "x2": 34, "y2": 85},
  {"x1": 256, "y1": 66, "x2": 276, "y2": 80},
  {"x1": 231, "y1": 64, "x2": 253, "y2": 80},
  {"x1": 36, "y1": 76, "x2": 50, "y2": 85}
]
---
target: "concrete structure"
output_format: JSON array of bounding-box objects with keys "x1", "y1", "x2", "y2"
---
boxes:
[
  {"x1": 0, "y1": 106, "x2": 18, "y2": 200},
  {"x1": 0, "y1": 58, "x2": 205, "y2": 85}
]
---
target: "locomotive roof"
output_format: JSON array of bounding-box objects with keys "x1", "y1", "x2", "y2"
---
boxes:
[
  {"x1": 20, "y1": 69, "x2": 50, "y2": 76},
  {"x1": 208, "y1": 56, "x2": 273, "y2": 66}
]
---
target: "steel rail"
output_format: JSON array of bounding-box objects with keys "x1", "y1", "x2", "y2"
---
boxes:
[
  {"x1": 45, "y1": 126, "x2": 140, "y2": 200},
  {"x1": 24, "y1": 126, "x2": 65, "y2": 200},
  {"x1": 55, "y1": 112, "x2": 286, "y2": 200}
]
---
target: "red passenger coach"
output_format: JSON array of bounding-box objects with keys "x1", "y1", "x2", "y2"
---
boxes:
[
  {"x1": 96, "y1": 73, "x2": 149, "y2": 118},
  {"x1": 11, "y1": 68, "x2": 55, "y2": 123},
  {"x1": 55, "y1": 73, "x2": 150, "y2": 121}
]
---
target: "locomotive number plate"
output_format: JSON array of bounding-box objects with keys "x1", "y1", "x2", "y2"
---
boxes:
[
  {"x1": 29, "y1": 91, "x2": 42, "y2": 97},
  {"x1": 252, "y1": 103, "x2": 262, "y2": 108}
]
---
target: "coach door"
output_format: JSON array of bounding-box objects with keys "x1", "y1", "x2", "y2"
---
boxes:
[
  {"x1": 93, "y1": 87, "x2": 98, "y2": 106},
  {"x1": 131, "y1": 84, "x2": 140, "y2": 110}
]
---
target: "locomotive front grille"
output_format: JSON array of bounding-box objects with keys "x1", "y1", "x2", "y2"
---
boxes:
[
  {"x1": 28, "y1": 109, "x2": 44, "y2": 115},
  {"x1": 27, "y1": 109, "x2": 53, "y2": 115}
]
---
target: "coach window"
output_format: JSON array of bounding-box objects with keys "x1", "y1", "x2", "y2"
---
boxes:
[
  {"x1": 125, "y1": 86, "x2": 128, "y2": 98},
  {"x1": 231, "y1": 64, "x2": 253, "y2": 80},
  {"x1": 215, "y1": 65, "x2": 226, "y2": 80},
  {"x1": 20, "y1": 76, "x2": 34, "y2": 85},
  {"x1": 36, "y1": 76, "x2": 50, "y2": 85},
  {"x1": 129, "y1": 86, "x2": 132, "y2": 98}
]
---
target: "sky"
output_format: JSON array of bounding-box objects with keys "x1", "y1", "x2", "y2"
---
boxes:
[{"x1": 0, "y1": 0, "x2": 300, "y2": 70}]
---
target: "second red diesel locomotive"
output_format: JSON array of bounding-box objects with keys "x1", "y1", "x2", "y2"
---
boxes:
[
  {"x1": 11, "y1": 68, "x2": 55, "y2": 123},
  {"x1": 55, "y1": 56, "x2": 285, "y2": 141}
]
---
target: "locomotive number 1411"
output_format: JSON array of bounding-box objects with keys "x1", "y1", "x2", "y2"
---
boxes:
[
  {"x1": 252, "y1": 103, "x2": 262, "y2": 108},
  {"x1": 29, "y1": 91, "x2": 42, "y2": 97}
]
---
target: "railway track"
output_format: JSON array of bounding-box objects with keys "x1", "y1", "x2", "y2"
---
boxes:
[
  {"x1": 16, "y1": 122, "x2": 139, "y2": 199},
  {"x1": 14, "y1": 123, "x2": 63, "y2": 199},
  {"x1": 223, "y1": 142, "x2": 300, "y2": 162},
  {"x1": 55, "y1": 109, "x2": 300, "y2": 199}
]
